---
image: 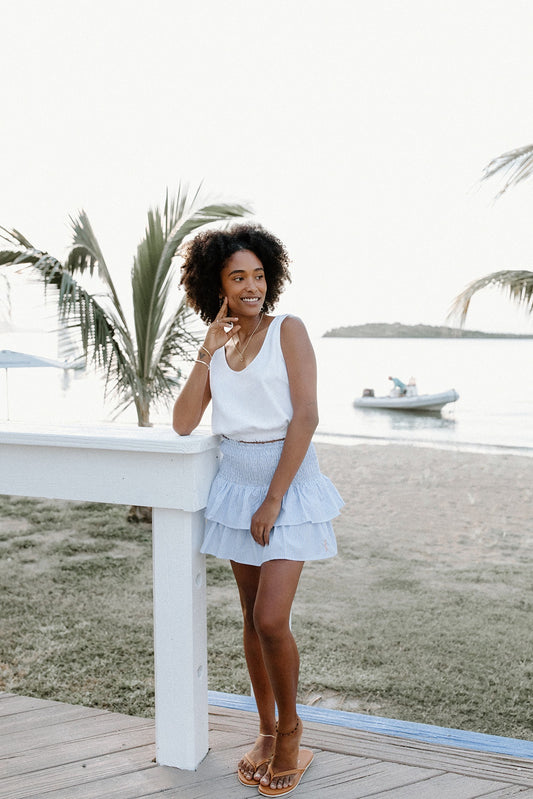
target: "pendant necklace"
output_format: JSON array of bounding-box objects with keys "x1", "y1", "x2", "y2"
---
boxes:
[{"x1": 234, "y1": 313, "x2": 264, "y2": 362}]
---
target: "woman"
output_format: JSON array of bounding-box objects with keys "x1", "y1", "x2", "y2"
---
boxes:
[{"x1": 173, "y1": 224, "x2": 342, "y2": 796}]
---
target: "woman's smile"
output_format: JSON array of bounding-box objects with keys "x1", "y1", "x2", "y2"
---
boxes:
[{"x1": 220, "y1": 250, "x2": 267, "y2": 318}]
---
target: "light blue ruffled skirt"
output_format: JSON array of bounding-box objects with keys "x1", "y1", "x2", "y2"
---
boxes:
[{"x1": 201, "y1": 438, "x2": 343, "y2": 566}]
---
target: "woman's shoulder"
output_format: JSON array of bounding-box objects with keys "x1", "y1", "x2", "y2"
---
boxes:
[
  {"x1": 279, "y1": 314, "x2": 308, "y2": 335},
  {"x1": 278, "y1": 314, "x2": 312, "y2": 352}
]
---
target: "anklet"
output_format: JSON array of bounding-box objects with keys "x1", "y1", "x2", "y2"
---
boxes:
[
  {"x1": 276, "y1": 717, "x2": 300, "y2": 737},
  {"x1": 259, "y1": 732, "x2": 276, "y2": 738}
]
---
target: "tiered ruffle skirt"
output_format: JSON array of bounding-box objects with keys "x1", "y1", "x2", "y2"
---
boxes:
[{"x1": 201, "y1": 438, "x2": 343, "y2": 566}]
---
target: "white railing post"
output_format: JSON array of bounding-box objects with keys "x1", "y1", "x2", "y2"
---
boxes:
[
  {"x1": 152, "y1": 507, "x2": 208, "y2": 769},
  {"x1": 0, "y1": 422, "x2": 219, "y2": 770}
]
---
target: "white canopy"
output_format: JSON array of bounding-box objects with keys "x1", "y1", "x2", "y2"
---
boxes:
[
  {"x1": 0, "y1": 349, "x2": 70, "y2": 369},
  {"x1": 0, "y1": 349, "x2": 75, "y2": 419}
]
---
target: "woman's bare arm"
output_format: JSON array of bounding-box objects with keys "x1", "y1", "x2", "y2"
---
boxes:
[
  {"x1": 172, "y1": 360, "x2": 212, "y2": 435},
  {"x1": 172, "y1": 298, "x2": 240, "y2": 435},
  {"x1": 250, "y1": 316, "x2": 318, "y2": 544}
]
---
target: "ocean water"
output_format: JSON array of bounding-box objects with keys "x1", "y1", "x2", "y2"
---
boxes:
[
  {"x1": 1, "y1": 334, "x2": 532, "y2": 453},
  {"x1": 315, "y1": 337, "x2": 533, "y2": 452}
]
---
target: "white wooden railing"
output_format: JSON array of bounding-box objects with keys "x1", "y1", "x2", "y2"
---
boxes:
[{"x1": 0, "y1": 422, "x2": 220, "y2": 770}]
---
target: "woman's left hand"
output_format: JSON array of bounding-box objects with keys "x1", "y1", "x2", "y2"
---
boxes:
[{"x1": 250, "y1": 496, "x2": 282, "y2": 546}]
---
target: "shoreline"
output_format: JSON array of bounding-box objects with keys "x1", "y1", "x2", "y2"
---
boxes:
[{"x1": 314, "y1": 430, "x2": 533, "y2": 458}]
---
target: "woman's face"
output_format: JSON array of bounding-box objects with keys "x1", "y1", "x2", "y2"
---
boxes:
[{"x1": 219, "y1": 249, "x2": 267, "y2": 317}]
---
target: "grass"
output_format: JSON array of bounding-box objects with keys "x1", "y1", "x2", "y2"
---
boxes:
[
  {"x1": 1, "y1": 492, "x2": 532, "y2": 740},
  {"x1": 0, "y1": 496, "x2": 154, "y2": 716}
]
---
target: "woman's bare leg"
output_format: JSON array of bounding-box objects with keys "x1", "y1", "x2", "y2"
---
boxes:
[
  {"x1": 231, "y1": 559, "x2": 305, "y2": 788},
  {"x1": 231, "y1": 561, "x2": 277, "y2": 781},
  {"x1": 253, "y1": 559, "x2": 305, "y2": 791}
]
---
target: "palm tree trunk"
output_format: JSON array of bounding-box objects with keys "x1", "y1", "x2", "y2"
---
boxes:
[
  {"x1": 128, "y1": 394, "x2": 153, "y2": 522},
  {"x1": 135, "y1": 396, "x2": 151, "y2": 427}
]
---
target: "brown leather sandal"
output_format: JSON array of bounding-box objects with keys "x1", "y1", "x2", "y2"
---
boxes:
[
  {"x1": 237, "y1": 733, "x2": 275, "y2": 787},
  {"x1": 258, "y1": 748, "x2": 314, "y2": 796},
  {"x1": 258, "y1": 717, "x2": 314, "y2": 796}
]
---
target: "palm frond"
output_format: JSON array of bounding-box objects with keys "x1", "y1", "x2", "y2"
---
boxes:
[
  {"x1": 164, "y1": 201, "x2": 253, "y2": 258},
  {"x1": 41, "y1": 259, "x2": 129, "y2": 367},
  {"x1": 0, "y1": 226, "x2": 34, "y2": 249},
  {"x1": 102, "y1": 354, "x2": 139, "y2": 416},
  {"x1": 133, "y1": 184, "x2": 252, "y2": 381},
  {"x1": 0, "y1": 237, "x2": 136, "y2": 390},
  {"x1": 449, "y1": 270, "x2": 533, "y2": 325},
  {"x1": 140, "y1": 301, "x2": 199, "y2": 417},
  {"x1": 66, "y1": 211, "x2": 128, "y2": 328},
  {"x1": 0, "y1": 273, "x2": 11, "y2": 323},
  {"x1": 132, "y1": 206, "x2": 167, "y2": 378},
  {"x1": 0, "y1": 227, "x2": 38, "y2": 268},
  {"x1": 0, "y1": 249, "x2": 27, "y2": 266},
  {"x1": 163, "y1": 183, "x2": 202, "y2": 237},
  {"x1": 0, "y1": 245, "x2": 63, "y2": 282},
  {"x1": 482, "y1": 144, "x2": 533, "y2": 198},
  {"x1": 152, "y1": 293, "x2": 200, "y2": 375}
]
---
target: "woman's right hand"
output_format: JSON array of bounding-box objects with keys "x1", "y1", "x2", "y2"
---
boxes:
[{"x1": 203, "y1": 297, "x2": 241, "y2": 354}]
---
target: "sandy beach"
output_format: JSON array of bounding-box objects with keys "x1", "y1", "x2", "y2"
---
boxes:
[{"x1": 316, "y1": 442, "x2": 532, "y2": 569}]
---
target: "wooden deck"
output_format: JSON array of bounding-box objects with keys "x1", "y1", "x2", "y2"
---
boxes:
[{"x1": 1, "y1": 692, "x2": 532, "y2": 798}]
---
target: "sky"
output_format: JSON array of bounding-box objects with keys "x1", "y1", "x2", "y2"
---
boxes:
[{"x1": 2, "y1": 0, "x2": 533, "y2": 342}]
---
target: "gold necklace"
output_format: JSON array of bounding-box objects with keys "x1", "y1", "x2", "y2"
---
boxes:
[{"x1": 234, "y1": 313, "x2": 264, "y2": 362}]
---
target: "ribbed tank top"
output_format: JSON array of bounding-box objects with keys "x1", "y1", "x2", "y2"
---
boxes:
[{"x1": 210, "y1": 314, "x2": 293, "y2": 442}]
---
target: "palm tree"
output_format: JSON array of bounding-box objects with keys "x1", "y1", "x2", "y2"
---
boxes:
[
  {"x1": 450, "y1": 144, "x2": 533, "y2": 323},
  {"x1": 0, "y1": 184, "x2": 252, "y2": 426}
]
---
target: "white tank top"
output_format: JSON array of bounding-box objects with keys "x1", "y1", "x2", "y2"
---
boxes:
[{"x1": 210, "y1": 314, "x2": 293, "y2": 442}]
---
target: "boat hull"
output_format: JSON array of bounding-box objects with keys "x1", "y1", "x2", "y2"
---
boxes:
[{"x1": 353, "y1": 389, "x2": 459, "y2": 412}]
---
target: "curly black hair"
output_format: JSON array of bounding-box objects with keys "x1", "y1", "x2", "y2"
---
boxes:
[{"x1": 180, "y1": 223, "x2": 291, "y2": 323}]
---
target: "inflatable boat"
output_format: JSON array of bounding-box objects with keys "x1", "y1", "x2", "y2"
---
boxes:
[{"x1": 353, "y1": 389, "x2": 459, "y2": 412}]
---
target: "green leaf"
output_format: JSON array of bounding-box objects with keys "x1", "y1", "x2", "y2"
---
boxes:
[
  {"x1": 449, "y1": 270, "x2": 533, "y2": 325},
  {"x1": 482, "y1": 144, "x2": 533, "y2": 198},
  {"x1": 132, "y1": 183, "x2": 252, "y2": 384}
]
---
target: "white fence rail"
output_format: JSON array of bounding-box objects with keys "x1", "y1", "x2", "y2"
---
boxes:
[{"x1": 0, "y1": 423, "x2": 220, "y2": 770}]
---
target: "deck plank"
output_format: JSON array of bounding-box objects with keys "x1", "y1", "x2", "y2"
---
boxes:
[
  {"x1": 1, "y1": 724, "x2": 155, "y2": 780},
  {"x1": 0, "y1": 693, "x2": 59, "y2": 715},
  {"x1": 374, "y1": 772, "x2": 515, "y2": 798},
  {"x1": 0, "y1": 702, "x2": 109, "y2": 735},
  {"x1": 0, "y1": 712, "x2": 152, "y2": 757},
  {"x1": 0, "y1": 745, "x2": 155, "y2": 799},
  {"x1": 480, "y1": 789, "x2": 533, "y2": 798},
  {"x1": 284, "y1": 756, "x2": 443, "y2": 798},
  {"x1": 1, "y1": 693, "x2": 532, "y2": 799}
]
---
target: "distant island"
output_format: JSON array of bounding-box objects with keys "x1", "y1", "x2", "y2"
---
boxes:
[{"x1": 323, "y1": 322, "x2": 533, "y2": 339}]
